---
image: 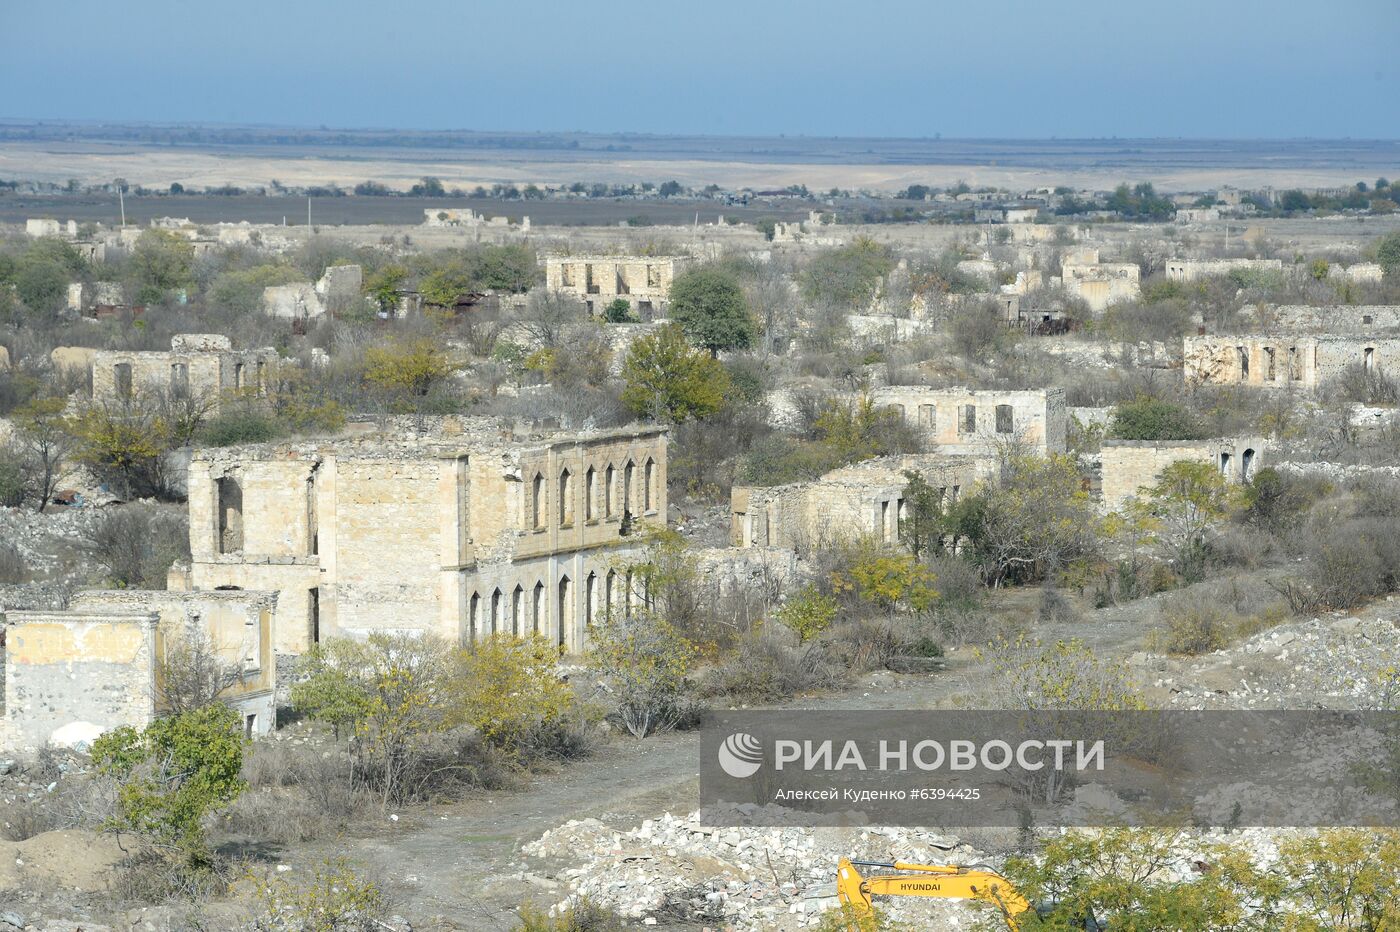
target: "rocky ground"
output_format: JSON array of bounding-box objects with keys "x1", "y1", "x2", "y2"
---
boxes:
[{"x1": 0, "y1": 505, "x2": 106, "y2": 610}]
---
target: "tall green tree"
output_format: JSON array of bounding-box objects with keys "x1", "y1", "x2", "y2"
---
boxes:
[
  {"x1": 621, "y1": 323, "x2": 729, "y2": 423},
  {"x1": 668, "y1": 266, "x2": 755, "y2": 357}
]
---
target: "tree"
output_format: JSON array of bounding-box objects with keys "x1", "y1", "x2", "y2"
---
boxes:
[
  {"x1": 960, "y1": 453, "x2": 1098, "y2": 586},
  {"x1": 1134, "y1": 460, "x2": 1242, "y2": 582},
  {"x1": 364, "y1": 337, "x2": 453, "y2": 399},
  {"x1": 587, "y1": 612, "x2": 695, "y2": 738},
  {"x1": 800, "y1": 237, "x2": 896, "y2": 308},
  {"x1": 410, "y1": 176, "x2": 446, "y2": 197},
  {"x1": 668, "y1": 266, "x2": 755, "y2": 357},
  {"x1": 1003, "y1": 828, "x2": 1283, "y2": 931},
  {"x1": 1109, "y1": 396, "x2": 1203, "y2": 441},
  {"x1": 516, "y1": 289, "x2": 586, "y2": 348},
  {"x1": 813, "y1": 396, "x2": 920, "y2": 465},
  {"x1": 363, "y1": 264, "x2": 407, "y2": 316},
  {"x1": 658, "y1": 180, "x2": 682, "y2": 197},
  {"x1": 9, "y1": 396, "x2": 74, "y2": 511},
  {"x1": 621, "y1": 323, "x2": 729, "y2": 423},
  {"x1": 1276, "y1": 830, "x2": 1400, "y2": 930},
  {"x1": 13, "y1": 255, "x2": 68, "y2": 314},
  {"x1": 129, "y1": 229, "x2": 195, "y2": 303},
  {"x1": 71, "y1": 397, "x2": 175, "y2": 499},
  {"x1": 898, "y1": 469, "x2": 947, "y2": 559},
  {"x1": 292, "y1": 633, "x2": 459, "y2": 809},
  {"x1": 1377, "y1": 232, "x2": 1400, "y2": 276},
  {"x1": 772, "y1": 585, "x2": 838, "y2": 643},
  {"x1": 92, "y1": 704, "x2": 247, "y2": 866},
  {"x1": 456, "y1": 635, "x2": 576, "y2": 748},
  {"x1": 602, "y1": 298, "x2": 634, "y2": 322},
  {"x1": 158, "y1": 627, "x2": 246, "y2": 715}
]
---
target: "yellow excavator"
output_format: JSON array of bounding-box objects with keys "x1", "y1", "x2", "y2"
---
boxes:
[{"x1": 836, "y1": 857, "x2": 1104, "y2": 930}]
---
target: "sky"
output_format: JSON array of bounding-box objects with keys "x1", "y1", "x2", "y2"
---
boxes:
[{"x1": 4, "y1": 0, "x2": 1398, "y2": 139}]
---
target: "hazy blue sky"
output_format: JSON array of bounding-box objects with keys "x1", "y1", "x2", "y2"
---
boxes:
[{"x1": 5, "y1": 0, "x2": 1397, "y2": 138}]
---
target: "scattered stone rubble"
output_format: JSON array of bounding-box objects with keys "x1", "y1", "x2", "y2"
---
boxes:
[
  {"x1": 525, "y1": 811, "x2": 993, "y2": 929},
  {"x1": 1141, "y1": 612, "x2": 1400, "y2": 710}
]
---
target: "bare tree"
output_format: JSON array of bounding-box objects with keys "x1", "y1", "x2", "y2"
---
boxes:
[
  {"x1": 158, "y1": 626, "x2": 246, "y2": 714},
  {"x1": 514, "y1": 290, "x2": 586, "y2": 349}
]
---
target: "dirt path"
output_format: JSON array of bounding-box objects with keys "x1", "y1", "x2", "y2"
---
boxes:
[{"x1": 295, "y1": 587, "x2": 1185, "y2": 928}]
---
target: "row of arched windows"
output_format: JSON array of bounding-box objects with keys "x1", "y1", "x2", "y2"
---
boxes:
[
  {"x1": 466, "y1": 568, "x2": 640, "y2": 649},
  {"x1": 529, "y1": 457, "x2": 659, "y2": 531}
]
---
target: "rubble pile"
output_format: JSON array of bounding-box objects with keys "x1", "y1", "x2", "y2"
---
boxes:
[
  {"x1": 0, "y1": 506, "x2": 101, "y2": 577},
  {"x1": 525, "y1": 811, "x2": 992, "y2": 930},
  {"x1": 1149, "y1": 613, "x2": 1400, "y2": 710}
]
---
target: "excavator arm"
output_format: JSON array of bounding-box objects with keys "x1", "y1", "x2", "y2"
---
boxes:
[{"x1": 836, "y1": 857, "x2": 1033, "y2": 930}]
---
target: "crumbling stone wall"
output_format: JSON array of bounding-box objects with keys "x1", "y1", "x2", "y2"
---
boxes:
[
  {"x1": 870, "y1": 387, "x2": 1067, "y2": 455},
  {"x1": 731, "y1": 454, "x2": 982, "y2": 552},
  {"x1": 544, "y1": 256, "x2": 688, "y2": 316},
  {"x1": 1, "y1": 611, "x2": 158, "y2": 750},
  {"x1": 91, "y1": 334, "x2": 278, "y2": 410},
  {"x1": 1165, "y1": 258, "x2": 1283, "y2": 282},
  {"x1": 187, "y1": 422, "x2": 669, "y2": 655},
  {"x1": 1100, "y1": 438, "x2": 1265, "y2": 509},
  {"x1": 1264, "y1": 305, "x2": 1400, "y2": 334},
  {"x1": 1183, "y1": 334, "x2": 1400, "y2": 389},
  {"x1": 70, "y1": 589, "x2": 277, "y2": 735}
]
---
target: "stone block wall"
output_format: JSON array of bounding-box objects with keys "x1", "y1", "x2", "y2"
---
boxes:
[
  {"x1": 1100, "y1": 438, "x2": 1265, "y2": 508},
  {"x1": 1184, "y1": 335, "x2": 1400, "y2": 389},
  {"x1": 870, "y1": 387, "x2": 1067, "y2": 455},
  {"x1": 2, "y1": 611, "x2": 158, "y2": 750}
]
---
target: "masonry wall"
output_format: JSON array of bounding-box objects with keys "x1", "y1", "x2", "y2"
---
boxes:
[
  {"x1": 186, "y1": 427, "x2": 668, "y2": 656},
  {"x1": 1265, "y1": 305, "x2": 1400, "y2": 334},
  {"x1": 1183, "y1": 335, "x2": 1400, "y2": 389},
  {"x1": 69, "y1": 590, "x2": 277, "y2": 735},
  {"x1": 2, "y1": 612, "x2": 158, "y2": 749},
  {"x1": 91, "y1": 339, "x2": 277, "y2": 409},
  {"x1": 870, "y1": 387, "x2": 1067, "y2": 454},
  {"x1": 1100, "y1": 438, "x2": 1265, "y2": 508},
  {"x1": 731, "y1": 456, "x2": 980, "y2": 551},
  {"x1": 1165, "y1": 258, "x2": 1284, "y2": 282}
]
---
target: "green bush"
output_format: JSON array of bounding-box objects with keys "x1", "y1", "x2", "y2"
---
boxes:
[
  {"x1": 200, "y1": 408, "x2": 282, "y2": 447},
  {"x1": 1109, "y1": 395, "x2": 1202, "y2": 440}
]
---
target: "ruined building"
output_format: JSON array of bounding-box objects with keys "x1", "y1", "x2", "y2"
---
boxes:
[
  {"x1": 1165, "y1": 258, "x2": 1283, "y2": 282},
  {"x1": 544, "y1": 256, "x2": 688, "y2": 318},
  {"x1": 731, "y1": 454, "x2": 984, "y2": 552},
  {"x1": 91, "y1": 334, "x2": 279, "y2": 410},
  {"x1": 1263, "y1": 305, "x2": 1400, "y2": 334},
  {"x1": 1183, "y1": 334, "x2": 1400, "y2": 389},
  {"x1": 0, "y1": 589, "x2": 277, "y2": 750},
  {"x1": 261, "y1": 265, "x2": 365, "y2": 321},
  {"x1": 175, "y1": 420, "x2": 668, "y2": 655},
  {"x1": 870, "y1": 387, "x2": 1067, "y2": 455},
  {"x1": 1058, "y1": 254, "x2": 1141, "y2": 313},
  {"x1": 1099, "y1": 438, "x2": 1264, "y2": 509}
]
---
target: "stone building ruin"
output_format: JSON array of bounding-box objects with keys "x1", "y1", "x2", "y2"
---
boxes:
[
  {"x1": 731, "y1": 454, "x2": 984, "y2": 552},
  {"x1": 1099, "y1": 438, "x2": 1265, "y2": 509},
  {"x1": 0, "y1": 589, "x2": 277, "y2": 751},
  {"x1": 544, "y1": 256, "x2": 689, "y2": 318},
  {"x1": 175, "y1": 420, "x2": 669, "y2": 655},
  {"x1": 91, "y1": 334, "x2": 279, "y2": 411},
  {"x1": 1183, "y1": 334, "x2": 1400, "y2": 390},
  {"x1": 870, "y1": 387, "x2": 1068, "y2": 455}
]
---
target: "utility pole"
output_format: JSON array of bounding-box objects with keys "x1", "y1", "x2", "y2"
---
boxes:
[
  {"x1": 118, "y1": 186, "x2": 126, "y2": 228},
  {"x1": 307, "y1": 196, "x2": 312, "y2": 229}
]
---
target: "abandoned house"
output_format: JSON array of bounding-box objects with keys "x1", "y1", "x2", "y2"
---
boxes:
[
  {"x1": 731, "y1": 454, "x2": 985, "y2": 552},
  {"x1": 1099, "y1": 438, "x2": 1265, "y2": 509},
  {"x1": 90, "y1": 334, "x2": 279, "y2": 410},
  {"x1": 544, "y1": 256, "x2": 689, "y2": 318},
  {"x1": 174, "y1": 419, "x2": 669, "y2": 655},
  {"x1": 1165, "y1": 258, "x2": 1283, "y2": 282},
  {"x1": 261, "y1": 264, "x2": 364, "y2": 321},
  {"x1": 1058, "y1": 257, "x2": 1141, "y2": 312},
  {"x1": 1183, "y1": 334, "x2": 1400, "y2": 389},
  {"x1": 870, "y1": 387, "x2": 1068, "y2": 455},
  {"x1": 0, "y1": 588, "x2": 277, "y2": 751}
]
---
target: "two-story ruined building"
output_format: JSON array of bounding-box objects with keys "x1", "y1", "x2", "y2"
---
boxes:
[
  {"x1": 870, "y1": 387, "x2": 1067, "y2": 455},
  {"x1": 174, "y1": 420, "x2": 668, "y2": 655},
  {"x1": 91, "y1": 334, "x2": 279, "y2": 410},
  {"x1": 543, "y1": 256, "x2": 688, "y2": 318}
]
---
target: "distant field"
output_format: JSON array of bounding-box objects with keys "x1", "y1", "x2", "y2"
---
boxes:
[
  {"x1": 1, "y1": 126, "x2": 1396, "y2": 196},
  {"x1": 0, "y1": 193, "x2": 818, "y2": 227}
]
